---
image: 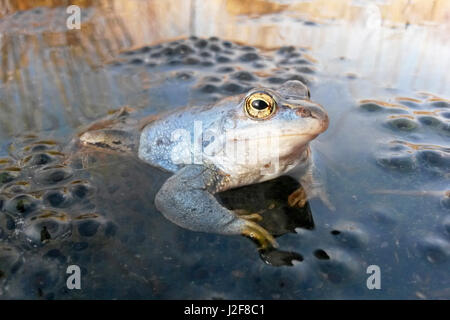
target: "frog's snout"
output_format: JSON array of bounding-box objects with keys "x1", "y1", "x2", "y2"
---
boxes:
[
  {"x1": 286, "y1": 101, "x2": 329, "y2": 133},
  {"x1": 301, "y1": 104, "x2": 329, "y2": 132},
  {"x1": 276, "y1": 80, "x2": 329, "y2": 133},
  {"x1": 295, "y1": 106, "x2": 312, "y2": 118}
]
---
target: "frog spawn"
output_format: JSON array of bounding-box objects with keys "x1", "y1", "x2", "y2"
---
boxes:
[
  {"x1": 109, "y1": 37, "x2": 316, "y2": 105},
  {"x1": 360, "y1": 94, "x2": 450, "y2": 266},
  {"x1": 359, "y1": 96, "x2": 450, "y2": 137},
  {"x1": 360, "y1": 94, "x2": 449, "y2": 179},
  {"x1": 1, "y1": 137, "x2": 159, "y2": 298},
  {"x1": 0, "y1": 134, "x2": 112, "y2": 291}
]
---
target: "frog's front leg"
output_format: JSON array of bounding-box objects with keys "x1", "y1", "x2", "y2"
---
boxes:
[{"x1": 155, "y1": 165, "x2": 277, "y2": 249}]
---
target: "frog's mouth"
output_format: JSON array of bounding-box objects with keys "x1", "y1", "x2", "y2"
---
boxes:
[
  {"x1": 275, "y1": 116, "x2": 329, "y2": 141},
  {"x1": 275, "y1": 133, "x2": 320, "y2": 152},
  {"x1": 223, "y1": 132, "x2": 318, "y2": 161},
  {"x1": 226, "y1": 120, "x2": 326, "y2": 147}
]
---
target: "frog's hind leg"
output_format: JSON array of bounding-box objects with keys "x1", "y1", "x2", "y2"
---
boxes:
[{"x1": 155, "y1": 165, "x2": 278, "y2": 250}]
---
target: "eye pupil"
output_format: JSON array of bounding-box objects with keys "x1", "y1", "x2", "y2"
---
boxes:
[
  {"x1": 251, "y1": 99, "x2": 269, "y2": 110},
  {"x1": 244, "y1": 92, "x2": 276, "y2": 119}
]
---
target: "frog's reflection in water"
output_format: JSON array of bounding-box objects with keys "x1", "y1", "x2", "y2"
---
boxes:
[{"x1": 218, "y1": 175, "x2": 314, "y2": 266}]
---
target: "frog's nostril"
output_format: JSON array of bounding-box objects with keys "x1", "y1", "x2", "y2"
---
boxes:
[{"x1": 296, "y1": 107, "x2": 311, "y2": 118}]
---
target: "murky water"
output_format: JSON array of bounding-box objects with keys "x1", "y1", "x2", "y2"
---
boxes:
[{"x1": 0, "y1": 0, "x2": 449, "y2": 299}]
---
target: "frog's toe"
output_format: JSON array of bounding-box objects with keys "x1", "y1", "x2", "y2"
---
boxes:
[
  {"x1": 237, "y1": 212, "x2": 263, "y2": 222},
  {"x1": 288, "y1": 186, "x2": 335, "y2": 211},
  {"x1": 233, "y1": 209, "x2": 252, "y2": 215},
  {"x1": 241, "y1": 220, "x2": 278, "y2": 249},
  {"x1": 288, "y1": 187, "x2": 308, "y2": 208}
]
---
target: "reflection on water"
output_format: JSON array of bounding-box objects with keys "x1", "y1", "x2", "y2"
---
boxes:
[
  {"x1": 0, "y1": 0, "x2": 448, "y2": 140},
  {"x1": 0, "y1": 0, "x2": 449, "y2": 299}
]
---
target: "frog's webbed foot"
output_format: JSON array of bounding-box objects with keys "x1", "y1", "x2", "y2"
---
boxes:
[
  {"x1": 155, "y1": 165, "x2": 278, "y2": 250},
  {"x1": 240, "y1": 219, "x2": 278, "y2": 249},
  {"x1": 231, "y1": 211, "x2": 275, "y2": 248}
]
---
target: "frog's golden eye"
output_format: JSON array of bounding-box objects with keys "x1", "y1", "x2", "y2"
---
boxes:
[{"x1": 244, "y1": 92, "x2": 277, "y2": 120}]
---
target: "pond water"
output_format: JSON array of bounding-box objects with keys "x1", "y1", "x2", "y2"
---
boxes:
[{"x1": 0, "y1": 0, "x2": 449, "y2": 299}]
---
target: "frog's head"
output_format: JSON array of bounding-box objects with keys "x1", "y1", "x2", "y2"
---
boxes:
[
  {"x1": 224, "y1": 80, "x2": 328, "y2": 156},
  {"x1": 243, "y1": 80, "x2": 327, "y2": 134},
  {"x1": 204, "y1": 80, "x2": 329, "y2": 179}
]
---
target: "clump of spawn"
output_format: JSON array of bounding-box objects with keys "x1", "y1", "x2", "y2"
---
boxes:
[
  {"x1": 359, "y1": 94, "x2": 450, "y2": 179},
  {"x1": 0, "y1": 133, "x2": 112, "y2": 296},
  {"x1": 0, "y1": 131, "x2": 163, "y2": 298},
  {"x1": 359, "y1": 94, "x2": 450, "y2": 266},
  {"x1": 108, "y1": 36, "x2": 317, "y2": 105}
]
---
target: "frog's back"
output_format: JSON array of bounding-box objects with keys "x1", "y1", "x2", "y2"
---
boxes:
[{"x1": 138, "y1": 96, "x2": 241, "y2": 173}]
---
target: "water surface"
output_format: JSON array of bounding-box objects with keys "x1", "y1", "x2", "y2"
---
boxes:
[{"x1": 0, "y1": 0, "x2": 449, "y2": 299}]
